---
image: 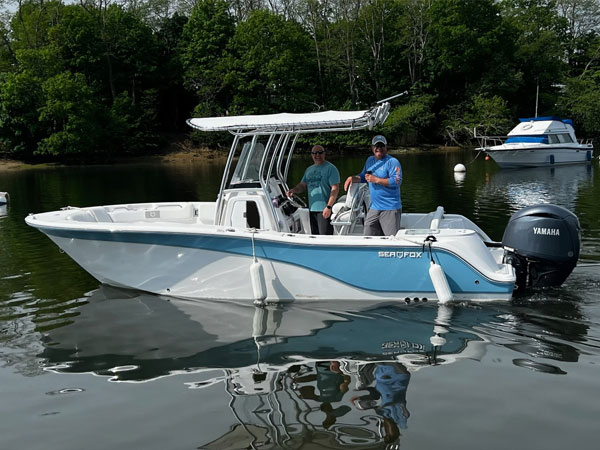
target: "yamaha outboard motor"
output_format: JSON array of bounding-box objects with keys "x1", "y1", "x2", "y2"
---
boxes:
[{"x1": 502, "y1": 204, "x2": 580, "y2": 291}]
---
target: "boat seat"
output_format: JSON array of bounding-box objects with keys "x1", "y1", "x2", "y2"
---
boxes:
[
  {"x1": 332, "y1": 183, "x2": 368, "y2": 235},
  {"x1": 296, "y1": 207, "x2": 311, "y2": 234},
  {"x1": 196, "y1": 202, "x2": 216, "y2": 225},
  {"x1": 65, "y1": 211, "x2": 97, "y2": 222},
  {"x1": 109, "y1": 203, "x2": 195, "y2": 223},
  {"x1": 90, "y1": 206, "x2": 114, "y2": 223}
]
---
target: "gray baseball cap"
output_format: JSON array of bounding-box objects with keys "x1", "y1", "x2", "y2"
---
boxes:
[{"x1": 371, "y1": 135, "x2": 387, "y2": 146}]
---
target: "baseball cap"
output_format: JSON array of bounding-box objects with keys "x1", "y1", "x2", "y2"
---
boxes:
[{"x1": 371, "y1": 135, "x2": 387, "y2": 146}]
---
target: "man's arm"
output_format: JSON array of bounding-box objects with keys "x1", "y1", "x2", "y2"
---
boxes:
[
  {"x1": 365, "y1": 161, "x2": 401, "y2": 187},
  {"x1": 323, "y1": 184, "x2": 340, "y2": 219},
  {"x1": 286, "y1": 181, "x2": 307, "y2": 197}
]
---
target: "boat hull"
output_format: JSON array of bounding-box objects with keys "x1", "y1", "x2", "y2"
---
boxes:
[
  {"x1": 29, "y1": 220, "x2": 515, "y2": 303},
  {"x1": 486, "y1": 145, "x2": 593, "y2": 168}
]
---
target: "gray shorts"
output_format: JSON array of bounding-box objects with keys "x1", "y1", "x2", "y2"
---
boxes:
[{"x1": 364, "y1": 209, "x2": 402, "y2": 236}]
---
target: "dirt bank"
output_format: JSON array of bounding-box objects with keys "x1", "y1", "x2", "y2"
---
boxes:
[{"x1": 0, "y1": 141, "x2": 228, "y2": 171}]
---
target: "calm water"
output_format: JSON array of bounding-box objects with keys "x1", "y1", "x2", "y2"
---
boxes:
[{"x1": 1, "y1": 149, "x2": 600, "y2": 450}]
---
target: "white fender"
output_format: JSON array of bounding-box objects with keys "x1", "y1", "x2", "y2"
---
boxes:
[
  {"x1": 250, "y1": 260, "x2": 267, "y2": 302},
  {"x1": 430, "y1": 335, "x2": 447, "y2": 347},
  {"x1": 429, "y1": 261, "x2": 453, "y2": 303},
  {"x1": 252, "y1": 305, "x2": 267, "y2": 338}
]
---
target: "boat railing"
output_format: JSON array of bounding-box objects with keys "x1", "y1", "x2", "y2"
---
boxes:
[
  {"x1": 475, "y1": 135, "x2": 506, "y2": 149},
  {"x1": 579, "y1": 138, "x2": 594, "y2": 147}
]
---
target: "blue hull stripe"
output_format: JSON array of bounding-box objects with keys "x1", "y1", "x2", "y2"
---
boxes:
[{"x1": 38, "y1": 226, "x2": 513, "y2": 294}]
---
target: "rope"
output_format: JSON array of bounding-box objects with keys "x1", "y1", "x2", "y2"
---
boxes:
[
  {"x1": 250, "y1": 228, "x2": 257, "y2": 262},
  {"x1": 465, "y1": 149, "x2": 483, "y2": 165}
]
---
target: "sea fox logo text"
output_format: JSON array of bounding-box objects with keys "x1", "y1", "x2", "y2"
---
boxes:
[
  {"x1": 378, "y1": 251, "x2": 423, "y2": 259},
  {"x1": 533, "y1": 227, "x2": 560, "y2": 236}
]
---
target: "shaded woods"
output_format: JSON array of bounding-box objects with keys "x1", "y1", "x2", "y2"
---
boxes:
[{"x1": 2, "y1": 0, "x2": 600, "y2": 161}]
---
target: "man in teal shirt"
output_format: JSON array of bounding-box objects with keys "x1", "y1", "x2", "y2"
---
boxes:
[{"x1": 286, "y1": 145, "x2": 340, "y2": 234}]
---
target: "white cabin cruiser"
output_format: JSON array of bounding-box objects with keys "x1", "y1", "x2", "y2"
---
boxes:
[
  {"x1": 26, "y1": 104, "x2": 581, "y2": 303},
  {"x1": 477, "y1": 117, "x2": 594, "y2": 168},
  {"x1": 0, "y1": 191, "x2": 8, "y2": 205}
]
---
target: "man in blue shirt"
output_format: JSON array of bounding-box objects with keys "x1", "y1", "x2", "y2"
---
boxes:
[
  {"x1": 343, "y1": 135, "x2": 402, "y2": 236},
  {"x1": 287, "y1": 145, "x2": 340, "y2": 234}
]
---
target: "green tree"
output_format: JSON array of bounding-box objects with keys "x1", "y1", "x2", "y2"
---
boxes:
[
  {"x1": 354, "y1": 0, "x2": 406, "y2": 103},
  {"x1": 37, "y1": 72, "x2": 109, "y2": 156},
  {"x1": 178, "y1": 0, "x2": 234, "y2": 116},
  {"x1": 49, "y1": 4, "x2": 164, "y2": 151},
  {"x1": 442, "y1": 94, "x2": 512, "y2": 145},
  {"x1": 0, "y1": 70, "x2": 45, "y2": 155},
  {"x1": 225, "y1": 9, "x2": 318, "y2": 114},
  {"x1": 557, "y1": 0, "x2": 600, "y2": 72},
  {"x1": 427, "y1": 0, "x2": 516, "y2": 107},
  {"x1": 381, "y1": 93, "x2": 437, "y2": 144},
  {"x1": 9, "y1": 0, "x2": 65, "y2": 53},
  {"x1": 297, "y1": 0, "x2": 355, "y2": 108},
  {"x1": 500, "y1": 0, "x2": 567, "y2": 116},
  {"x1": 155, "y1": 12, "x2": 189, "y2": 131},
  {"x1": 559, "y1": 73, "x2": 600, "y2": 136}
]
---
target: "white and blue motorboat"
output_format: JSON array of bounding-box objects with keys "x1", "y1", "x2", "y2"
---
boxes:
[
  {"x1": 477, "y1": 117, "x2": 594, "y2": 168},
  {"x1": 25, "y1": 104, "x2": 581, "y2": 303}
]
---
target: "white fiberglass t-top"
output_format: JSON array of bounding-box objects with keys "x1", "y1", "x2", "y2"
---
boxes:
[{"x1": 186, "y1": 104, "x2": 390, "y2": 234}]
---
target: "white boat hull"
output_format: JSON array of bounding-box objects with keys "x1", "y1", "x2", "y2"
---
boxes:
[
  {"x1": 26, "y1": 203, "x2": 515, "y2": 303},
  {"x1": 486, "y1": 144, "x2": 593, "y2": 168}
]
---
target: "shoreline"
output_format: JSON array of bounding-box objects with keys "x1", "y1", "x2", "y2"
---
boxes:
[{"x1": 0, "y1": 144, "x2": 464, "y2": 171}]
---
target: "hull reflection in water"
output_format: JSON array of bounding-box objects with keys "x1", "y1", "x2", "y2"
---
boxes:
[
  {"x1": 477, "y1": 164, "x2": 593, "y2": 212},
  {"x1": 40, "y1": 286, "x2": 502, "y2": 448}
]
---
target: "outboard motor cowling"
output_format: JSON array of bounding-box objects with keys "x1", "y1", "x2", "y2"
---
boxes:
[{"x1": 502, "y1": 204, "x2": 580, "y2": 291}]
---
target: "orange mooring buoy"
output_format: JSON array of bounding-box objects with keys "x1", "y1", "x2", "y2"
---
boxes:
[{"x1": 485, "y1": 155, "x2": 490, "y2": 161}]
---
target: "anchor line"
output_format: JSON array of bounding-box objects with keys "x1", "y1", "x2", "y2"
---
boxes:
[
  {"x1": 423, "y1": 235, "x2": 437, "y2": 263},
  {"x1": 250, "y1": 228, "x2": 258, "y2": 262},
  {"x1": 465, "y1": 149, "x2": 483, "y2": 165}
]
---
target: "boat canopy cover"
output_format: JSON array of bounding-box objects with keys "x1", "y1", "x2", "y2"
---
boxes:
[
  {"x1": 186, "y1": 104, "x2": 390, "y2": 133},
  {"x1": 519, "y1": 116, "x2": 564, "y2": 122},
  {"x1": 508, "y1": 118, "x2": 575, "y2": 137},
  {"x1": 519, "y1": 116, "x2": 573, "y2": 125}
]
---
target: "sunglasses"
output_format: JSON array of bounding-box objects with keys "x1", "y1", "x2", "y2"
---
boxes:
[
  {"x1": 374, "y1": 143, "x2": 386, "y2": 149},
  {"x1": 311, "y1": 150, "x2": 325, "y2": 155}
]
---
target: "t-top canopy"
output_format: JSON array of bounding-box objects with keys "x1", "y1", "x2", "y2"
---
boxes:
[{"x1": 186, "y1": 103, "x2": 390, "y2": 134}]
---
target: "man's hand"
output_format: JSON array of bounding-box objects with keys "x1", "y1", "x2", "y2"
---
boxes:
[
  {"x1": 365, "y1": 173, "x2": 380, "y2": 184},
  {"x1": 344, "y1": 176, "x2": 354, "y2": 191}
]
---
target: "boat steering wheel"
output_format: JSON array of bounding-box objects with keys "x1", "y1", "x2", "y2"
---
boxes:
[{"x1": 284, "y1": 194, "x2": 307, "y2": 209}]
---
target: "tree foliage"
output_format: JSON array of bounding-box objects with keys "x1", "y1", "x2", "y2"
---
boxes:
[
  {"x1": 179, "y1": 0, "x2": 234, "y2": 115},
  {"x1": 225, "y1": 9, "x2": 317, "y2": 113},
  {"x1": 1, "y1": 0, "x2": 600, "y2": 159}
]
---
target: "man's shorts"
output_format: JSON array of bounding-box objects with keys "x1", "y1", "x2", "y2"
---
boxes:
[{"x1": 364, "y1": 209, "x2": 402, "y2": 236}]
